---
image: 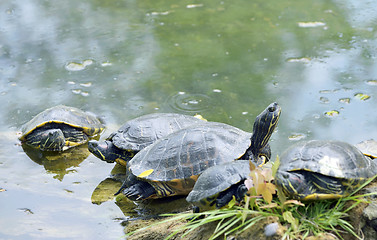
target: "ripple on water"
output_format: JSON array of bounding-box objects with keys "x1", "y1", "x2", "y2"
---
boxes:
[{"x1": 167, "y1": 92, "x2": 212, "y2": 113}]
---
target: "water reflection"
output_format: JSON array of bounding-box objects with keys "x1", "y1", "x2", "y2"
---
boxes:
[
  {"x1": 22, "y1": 144, "x2": 90, "y2": 181},
  {"x1": 91, "y1": 163, "x2": 190, "y2": 219}
]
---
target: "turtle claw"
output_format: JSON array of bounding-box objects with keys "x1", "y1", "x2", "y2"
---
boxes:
[
  {"x1": 115, "y1": 181, "x2": 156, "y2": 201},
  {"x1": 216, "y1": 183, "x2": 247, "y2": 208},
  {"x1": 114, "y1": 179, "x2": 128, "y2": 196}
]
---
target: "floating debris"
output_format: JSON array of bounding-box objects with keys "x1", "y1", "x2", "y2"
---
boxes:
[
  {"x1": 72, "y1": 89, "x2": 81, "y2": 94},
  {"x1": 338, "y1": 98, "x2": 350, "y2": 104},
  {"x1": 149, "y1": 11, "x2": 171, "y2": 16},
  {"x1": 0, "y1": 188, "x2": 6, "y2": 192},
  {"x1": 18, "y1": 208, "x2": 34, "y2": 214},
  {"x1": 354, "y1": 93, "x2": 370, "y2": 101},
  {"x1": 64, "y1": 189, "x2": 74, "y2": 194},
  {"x1": 288, "y1": 133, "x2": 306, "y2": 141},
  {"x1": 286, "y1": 57, "x2": 311, "y2": 63},
  {"x1": 324, "y1": 110, "x2": 339, "y2": 117},
  {"x1": 81, "y1": 91, "x2": 89, "y2": 97},
  {"x1": 212, "y1": 89, "x2": 222, "y2": 93},
  {"x1": 366, "y1": 80, "x2": 377, "y2": 86},
  {"x1": 319, "y1": 89, "x2": 333, "y2": 94},
  {"x1": 186, "y1": 4, "x2": 203, "y2": 8},
  {"x1": 319, "y1": 97, "x2": 329, "y2": 103},
  {"x1": 65, "y1": 59, "x2": 94, "y2": 71},
  {"x1": 80, "y1": 82, "x2": 92, "y2": 87},
  {"x1": 101, "y1": 62, "x2": 113, "y2": 67},
  {"x1": 82, "y1": 59, "x2": 93, "y2": 66},
  {"x1": 297, "y1": 21, "x2": 326, "y2": 28}
]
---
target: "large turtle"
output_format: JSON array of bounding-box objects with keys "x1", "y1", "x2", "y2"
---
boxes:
[
  {"x1": 275, "y1": 140, "x2": 377, "y2": 201},
  {"x1": 186, "y1": 160, "x2": 253, "y2": 211},
  {"x1": 19, "y1": 105, "x2": 104, "y2": 151},
  {"x1": 116, "y1": 102, "x2": 281, "y2": 201},
  {"x1": 88, "y1": 113, "x2": 206, "y2": 165}
]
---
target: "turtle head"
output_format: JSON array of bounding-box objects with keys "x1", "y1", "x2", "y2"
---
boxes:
[
  {"x1": 88, "y1": 140, "x2": 135, "y2": 165},
  {"x1": 250, "y1": 102, "x2": 281, "y2": 158},
  {"x1": 275, "y1": 170, "x2": 307, "y2": 199},
  {"x1": 24, "y1": 128, "x2": 66, "y2": 151}
]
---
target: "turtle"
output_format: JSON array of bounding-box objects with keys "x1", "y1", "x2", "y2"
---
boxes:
[
  {"x1": 115, "y1": 102, "x2": 281, "y2": 201},
  {"x1": 274, "y1": 140, "x2": 377, "y2": 201},
  {"x1": 356, "y1": 139, "x2": 377, "y2": 159},
  {"x1": 19, "y1": 105, "x2": 105, "y2": 151},
  {"x1": 186, "y1": 160, "x2": 253, "y2": 211},
  {"x1": 87, "y1": 113, "x2": 206, "y2": 165}
]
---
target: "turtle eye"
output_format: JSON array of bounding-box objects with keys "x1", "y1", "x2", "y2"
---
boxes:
[{"x1": 268, "y1": 106, "x2": 276, "y2": 112}]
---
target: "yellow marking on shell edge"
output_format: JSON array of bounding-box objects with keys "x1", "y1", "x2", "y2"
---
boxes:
[
  {"x1": 138, "y1": 169, "x2": 154, "y2": 178},
  {"x1": 65, "y1": 141, "x2": 82, "y2": 147}
]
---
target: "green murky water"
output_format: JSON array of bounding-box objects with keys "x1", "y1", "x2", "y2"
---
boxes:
[{"x1": 1, "y1": 0, "x2": 377, "y2": 239}]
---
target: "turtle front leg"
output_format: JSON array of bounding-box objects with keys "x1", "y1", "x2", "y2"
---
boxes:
[
  {"x1": 63, "y1": 128, "x2": 89, "y2": 149},
  {"x1": 115, "y1": 181, "x2": 156, "y2": 201},
  {"x1": 216, "y1": 183, "x2": 248, "y2": 208},
  {"x1": 25, "y1": 128, "x2": 66, "y2": 151}
]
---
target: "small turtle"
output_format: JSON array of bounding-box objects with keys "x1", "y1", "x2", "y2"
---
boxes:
[
  {"x1": 275, "y1": 140, "x2": 377, "y2": 201},
  {"x1": 116, "y1": 102, "x2": 281, "y2": 201},
  {"x1": 19, "y1": 105, "x2": 104, "y2": 151},
  {"x1": 186, "y1": 160, "x2": 253, "y2": 211},
  {"x1": 88, "y1": 113, "x2": 205, "y2": 165}
]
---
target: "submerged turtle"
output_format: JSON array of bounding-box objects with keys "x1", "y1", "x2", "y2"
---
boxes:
[
  {"x1": 116, "y1": 102, "x2": 281, "y2": 201},
  {"x1": 88, "y1": 113, "x2": 206, "y2": 165},
  {"x1": 19, "y1": 105, "x2": 104, "y2": 151},
  {"x1": 186, "y1": 160, "x2": 253, "y2": 211},
  {"x1": 275, "y1": 140, "x2": 377, "y2": 201}
]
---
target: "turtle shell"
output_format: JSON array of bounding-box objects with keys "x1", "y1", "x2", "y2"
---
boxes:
[
  {"x1": 278, "y1": 140, "x2": 376, "y2": 179},
  {"x1": 109, "y1": 113, "x2": 205, "y2": 152},
  {"x1": 186, "y1": 160, "x2": 251, "y2": 206},
  {"x1": 276, "y1": 140, "x2": 377, "y2": 200},
  {"x1": 20, "y1": 105, "x2": 104, "y2": 140},
  {"x1": 128, "y1": 122, "x2": 252, "y2": 195},
  {"x1": 356, "y1": 139, "x2": 377, "y2": 159}
]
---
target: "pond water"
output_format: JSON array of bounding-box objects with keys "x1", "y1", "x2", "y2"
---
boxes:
[{"x1": 1, "y1": 0, "x2": 377, "y2": 239}]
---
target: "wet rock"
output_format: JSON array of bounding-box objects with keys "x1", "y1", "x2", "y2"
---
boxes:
[
  {"x1": 228, "y1": 217, "x2": 284, "y2": 240},
  {"x1": 362, "y1": 202, "x2": 377, "y2": 239}
]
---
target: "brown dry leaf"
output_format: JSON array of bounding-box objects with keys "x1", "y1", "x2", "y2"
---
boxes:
[
  {"x1": 249, "y1": 160, "x2": 256, "y2": 171},
  {"x1": 283, "y1": 199, "x2": 305, "y2": 207},
  {"x1": 259, "y1": 202, "x2": 279, "y2": 209}
]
